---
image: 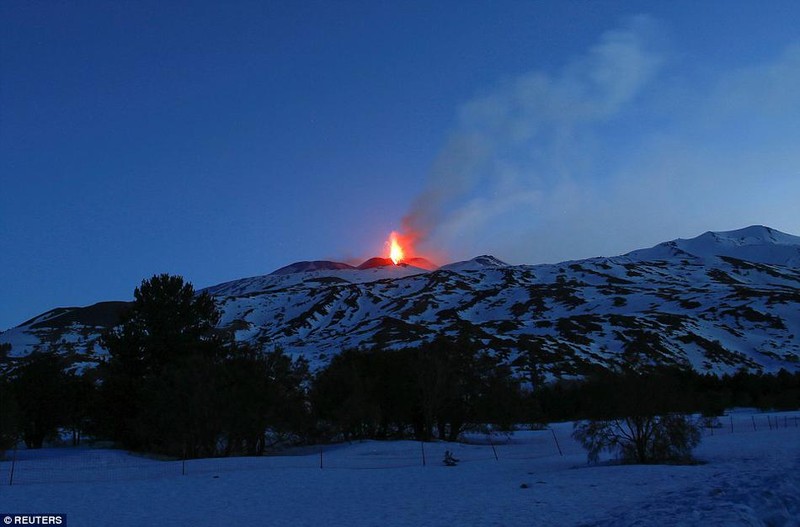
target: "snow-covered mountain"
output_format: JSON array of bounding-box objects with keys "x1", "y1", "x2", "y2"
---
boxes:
[
  {"x1": 624, "y1": 225, "x2": 800, "y2": 266},
  {"x1": 2, "y1": 225, "x2": 799, "y2": 378}
]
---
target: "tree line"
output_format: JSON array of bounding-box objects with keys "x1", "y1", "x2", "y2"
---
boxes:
[
  {"x1": 2, "y1": 274, "x2": 799, "y2": 460},
  {"x1": 534, "y1": 365, "x2": 800, "y2": 422}
]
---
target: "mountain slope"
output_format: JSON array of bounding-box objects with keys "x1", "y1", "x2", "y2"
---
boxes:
[
  {"x1": 2, "y1": 226, "x2": 799, "y2": 378},
  {"x1": 625, "y1": 225, "x2": 800, "y2": 266}
]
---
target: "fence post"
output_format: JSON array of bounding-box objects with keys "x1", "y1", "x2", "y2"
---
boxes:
[
  {"x1": 9, "y1": 443, "x2": 18, "y2": 486},
  {"x1": 767, "y1": 416, "x2": 772, "y2": 431},
  {"x1": 550, "y1": 428, "x2": 563, "y2": 457},
  {"x1": 488, "y1": 435, "x2": 499, "y2": 461},
  {"x1": 420, "y1": 442, "x2": 426, "y2": 467},
  {"x1": 730, "y1": 415, "x2": 733, "y2": 433},
  {"x1": 182, "y1": 444, "x2": 187, "y2": 476},
  {"x1": 319, "y1": 447, "x2": 323, "y2": 469},
  {"x1": 752, "y1": 416, "x2": 757, "y2": 431}
]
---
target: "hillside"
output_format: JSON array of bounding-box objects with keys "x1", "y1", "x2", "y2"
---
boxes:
[{"x1": 2, "y1": 225, "x2": 799, "y2": 378}]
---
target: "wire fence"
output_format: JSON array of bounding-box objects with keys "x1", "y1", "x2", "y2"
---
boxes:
[
  {"x1": 0, "y1": 432, "x2": 564, "y2": 485},
  {"x1": 703, "y1": 411, "x2": 800, "y2": 436},
  {"x1": 1, "y1": 411, "x2": 797, "y2": 486}
]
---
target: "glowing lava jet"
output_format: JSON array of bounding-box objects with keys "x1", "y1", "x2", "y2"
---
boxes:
[
  {"x1": 381, "y1": 231, "x2": 438, "y2": 270},
  {"x1": 389, "y1": 231, "x2": 405, "y2": 265}
]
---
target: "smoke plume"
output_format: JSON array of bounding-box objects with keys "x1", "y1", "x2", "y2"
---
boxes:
[{"x1": 402, "y1": 15, "x2": 800, "y2": 263}]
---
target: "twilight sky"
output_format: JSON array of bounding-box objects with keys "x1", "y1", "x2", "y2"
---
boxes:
[{"x1": 2, "y1": 1, "x2": 800, "y2": 330}]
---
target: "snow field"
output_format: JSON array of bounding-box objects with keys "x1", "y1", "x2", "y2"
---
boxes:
[{"x1": 2, "y1": 411, "x2": 799, "y2": 526}]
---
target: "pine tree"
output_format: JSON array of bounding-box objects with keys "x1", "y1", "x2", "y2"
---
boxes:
[
  {"x1": 98, "y1": 274, "x2": 226, "y2": 456},
  {"x1": 11, "y1": 352, "x2": 69, "y2": 448}
]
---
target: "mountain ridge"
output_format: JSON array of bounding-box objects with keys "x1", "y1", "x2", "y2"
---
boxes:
[
  {"x1": 624, "y1": 225, "x2": 800, "y2": 266},
  {"x1": 3, "y1": 225, "x2": 799, "y2": 378}
]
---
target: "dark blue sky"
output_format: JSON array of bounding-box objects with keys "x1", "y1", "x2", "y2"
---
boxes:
[{"x1": 2, "y1": 1, "x2": 800, "y2": 330}]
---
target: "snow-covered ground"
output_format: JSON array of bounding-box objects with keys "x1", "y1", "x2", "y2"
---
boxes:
[{"x1": 2, "y1": 411, "x2": 798, "y2": 526}]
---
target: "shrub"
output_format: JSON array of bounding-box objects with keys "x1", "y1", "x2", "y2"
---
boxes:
[{"x1": 573, "y1": 413, "x2": 702, "y2": 464}]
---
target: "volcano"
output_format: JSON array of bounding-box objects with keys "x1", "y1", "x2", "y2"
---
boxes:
[
  {"x1": 356, "y1": 257, "x2": 394, "y2": 270},
  {"x1": 356, "y1": 256, "x2": 438, "y2": 270},
  {"x1": 2, "y1": 225, "x2": 800, "y2": 379},
  {"x1": 271, "y1": 260, "x2": 356, "y2": 275},
  {"x1": 401, "y1": 257, "x2": 438, "y2": 271},
  {"x1": 268, "y1": 256, "x2": 437, "y2": 275}
]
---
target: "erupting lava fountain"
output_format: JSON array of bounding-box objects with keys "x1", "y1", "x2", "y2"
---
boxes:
[
  {"x1": 383, "y1": 231, "x2": 438, "y2": 271},
  {"x1": 389, "y1": 231, "x2": 405, "y2": 265}
]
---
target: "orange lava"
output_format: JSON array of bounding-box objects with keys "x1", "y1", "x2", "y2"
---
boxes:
[{"x1": 388, "y1": 231, "x2": 405, "y2": 265}]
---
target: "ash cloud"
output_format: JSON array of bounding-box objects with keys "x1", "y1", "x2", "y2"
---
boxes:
[{"x1": 404, "y1": 16, "x2": 800, "y2": 264}]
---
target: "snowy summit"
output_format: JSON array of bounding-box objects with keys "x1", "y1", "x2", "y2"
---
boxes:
[{"x1": 1, "y1": 226, "x2": 800, "y2": 378}]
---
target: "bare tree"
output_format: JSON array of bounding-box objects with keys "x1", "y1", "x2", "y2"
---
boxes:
[{"x1": 573, "y1": 413, "x2": 701, "y2": 464}]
